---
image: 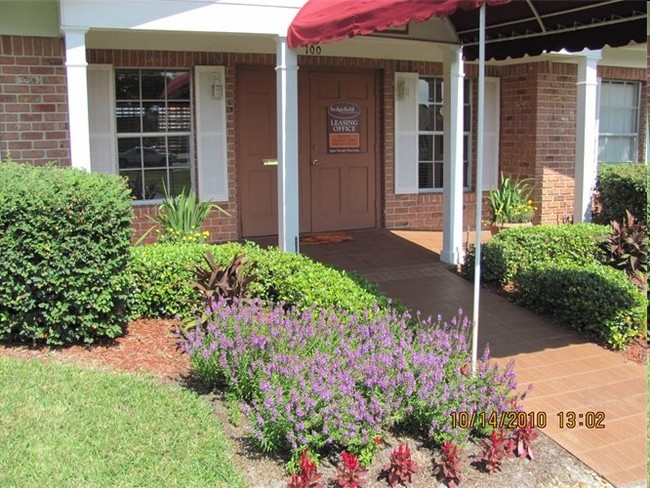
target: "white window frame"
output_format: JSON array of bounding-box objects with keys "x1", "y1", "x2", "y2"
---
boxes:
[
  {"x1": 417, "y1": 76, "x2": 472, "y2": 192},
  {"x1": 597, "y1": 79, "x2": 641, "y2": 163},
  {"x1": 114, "y1": 68, "x2": 194, "y2": 204}
]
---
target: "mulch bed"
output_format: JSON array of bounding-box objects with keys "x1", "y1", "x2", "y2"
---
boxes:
[{"x1": 1, "y1": 318, "x2": 637, "y2": 487}]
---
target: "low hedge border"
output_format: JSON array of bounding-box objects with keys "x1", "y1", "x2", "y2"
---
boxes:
[
  {"x1": 463, "y1": 224, "x2": 609, "y2": 285},
  {"x1": 130, "y1": 241, "x2": 391, "y2": 320},
  {"x1": 513, "y1": 261, "x2": 646, "y2": 350}
]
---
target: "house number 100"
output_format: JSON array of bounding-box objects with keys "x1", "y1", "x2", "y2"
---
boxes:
[{"x1": 305, "y1": 45, "x2": 322, "y2": 55}]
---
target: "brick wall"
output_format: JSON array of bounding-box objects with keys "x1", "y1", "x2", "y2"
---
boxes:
[{"x1": 0, "y1": 35, "x2": 70, "y2": 165}]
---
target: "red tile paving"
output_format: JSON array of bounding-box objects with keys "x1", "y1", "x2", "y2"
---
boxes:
[{"x1": 292, "y1": 229, "x2": 647, "y2": 488}]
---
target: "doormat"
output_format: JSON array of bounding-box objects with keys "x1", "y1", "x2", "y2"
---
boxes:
[{"x1": 299, "y1": 232, "x2": 352, "y2": 245}]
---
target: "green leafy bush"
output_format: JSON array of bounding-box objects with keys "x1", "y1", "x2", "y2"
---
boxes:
[
  {"x1": 130, "y1": 241, "x2": 390, "y2": 319},
  {"x1": 514, "y1": 262, "x2": 646, "y2": 349},
  {"x1": 594, "y1": 163, "x2": 648, "y2": 225},
  {"x1": 0, "y1": 162, "x2": 133, "y2": 345},
  {"x1": 130, "y1": 243, "x2": 213, "y2": 319},
  {"x1": 463, "y1": 224, "x2": 609, "y2": 285}
]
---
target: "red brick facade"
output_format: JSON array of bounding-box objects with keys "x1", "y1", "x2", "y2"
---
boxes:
[
  {"x1": 1, "y1": 34, "x2": 646, "y2": 240},
  {"x1": 0, "y1": 35, "x2": 70, "y2": 165}
]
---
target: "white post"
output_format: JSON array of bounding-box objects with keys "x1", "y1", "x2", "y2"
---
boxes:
[
  {"x1": 63, "y1": 27, "x2": 91, "y2": 171},
  {"x1": 275, "y1": 37, "x2": 300, "y2": 253},
  {"x1": 471, "y1": 3, "x2": 486, "y2": 375},
  {"x1": 574, "y1": 50, "x2": 601, "y2": 223},
  {"x1": 441, "y1": 45, "x2": 464, "y2": 265}
]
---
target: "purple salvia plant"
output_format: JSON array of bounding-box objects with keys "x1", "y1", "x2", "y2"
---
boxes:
[{"x1": 178, "y1": 299, "x2": 527, "y2": 461}]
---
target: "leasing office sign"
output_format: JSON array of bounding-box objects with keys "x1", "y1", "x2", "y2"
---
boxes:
[{"x1": 327, "y1": 102, "x2": 361, "y2": 153}]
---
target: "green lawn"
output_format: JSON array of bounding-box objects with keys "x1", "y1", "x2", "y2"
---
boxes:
[{"x1": 0, "y1": 357, "x2": 246, "y2": 487}]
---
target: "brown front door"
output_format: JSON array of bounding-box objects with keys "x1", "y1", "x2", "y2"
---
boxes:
[
  {"x1": 305, "y1": 71, "x2": 378, "y2": 232},
  {"x1": 238, "y1": 68, "x2": 378, "y2": 237},
  {"x1": 237, "y1": 67, "x2": 278, "y2": 237}
]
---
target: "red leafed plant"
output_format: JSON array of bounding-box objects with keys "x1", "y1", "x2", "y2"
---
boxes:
[
  {"x1": 478, "y1": 429, "x2": 512, "y2": 474},
  {"x1": 382, "y1": 443, "x2": 418, "y2": 486},
  {"x1": 335, "y1": 451, "x2": 368, "y2": 488},
  {"x1": 511, "y1": 422, "x2": 539, "y2": 460},
  {"x1": 287, "y1": 450, "x2": 323, "y2": 488},
  {"x1": 432, "y1": 440, "x2": 463, "y2": 488}
]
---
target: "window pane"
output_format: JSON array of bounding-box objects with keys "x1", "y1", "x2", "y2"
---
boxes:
[
  {"x1": 119, "y1": 169, "x2": 142, "y2": 200},
  {"x1": 168, "y1": 136, "x2": 191, "y2": 166},
  {"x1": 143, "y1": 169, "x2": 167, "y2": 200},
  {"x1": 417, "y1": 80, "x2": 428, "y2": 102},
  {"x1": 170, "y1": 167, "x2": 192, "y2": 196},
  {"x1": 116, "y1": 102, "x2": 142, "y2": 133},
  {"x1": 141, "y1": 70, "x2": 166, "y2": 100},
  {"x1": 419, "y1": 163, "x2": 433, "y2": 189},
  {"x1": 419, "y1": 135, "x2": 433, "y2": 161},
  {"x1": 464, "y1": 104, "x2": 471, "y2": 132},
  {"x1": 118, "y1": 138, "x2": 142, "y2": 169},
  {"x1": 598, "y1": 135, "x2": 635, "y2": 163},
  {"x1": 434, "y1": 134, "x2": 444, "y2": 161},
  {"x1": 115, "y1": 70, "x2": 139, "y2": 100},
  {"x1": 433, "y1": 106, "x2": 443, "y2": 132},
  {"x1": 166, "y1": 71, "x2": 191, "y2": 100},
  {"x1": 434, "y1": 79, "x2": 443, "y2": 103},
  {"x1": 434, "y1": 162, "x2": 443, "y2": 188},
  {"x1": 142, "y1": 102, "x2": 165, "y2": 132},
  {"x1": 167, "y1": 102, "x2": 192, "y2": 131},
  {"x1": 141, "y1": 136, "x2": 168, "y2": 168}
]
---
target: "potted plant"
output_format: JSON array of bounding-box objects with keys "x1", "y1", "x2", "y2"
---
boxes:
[{"x1": 488, "y1": 173, "x2": 536, "y2": 235}]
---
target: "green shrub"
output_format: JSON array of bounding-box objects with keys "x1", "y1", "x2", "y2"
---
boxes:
[
  {"x1": 0, "y1": 162, "x2": 133, "y2": 345},
  {"x1": 514, "y1": 262, "x2": 647, "y2": 349},
  {"x1": 594, "y1": 163, "x2": 648, "y2": 225},
  {"x1": 130, "y1": 243, "x2": 213, "y2": 319},
  {"x1": 130, "y1": 241, "x2": 390, "y2": 319},
  {"x1": 463, "y1": 224, "x2": 609, "y2": 285}
]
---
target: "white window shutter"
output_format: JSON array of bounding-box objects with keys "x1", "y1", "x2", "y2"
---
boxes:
[
  {"x1": 483, "y1": 77, "x2": 500, "y2": 190},
  {"x1": 194, "y1": 66, "x2": 228, "y2": 202},
  {"x1": 394, "y1": 72, "x2": 419, "y2": 194},
  {"x1": 87, "y1": 64, "x2": 116, "y2": 174}
]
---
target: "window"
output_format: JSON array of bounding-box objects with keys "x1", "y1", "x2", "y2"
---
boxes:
[
  {"x1": 115, "y1": 69, "x2": 192, "y2": 200},
  {"x1": 417, "y1": 77, "x2": 471, "y2": 190},
  {"x1": 598, "y1": 80, "x2": 640, "y2": 163}
]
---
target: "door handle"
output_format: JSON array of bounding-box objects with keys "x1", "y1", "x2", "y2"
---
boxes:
[
  {"x1": 311, "y1": 159, "x2": 320, "y2": 166},
  {"x1": 262, "y1": 158, "x2": 278, "y2": 166}
]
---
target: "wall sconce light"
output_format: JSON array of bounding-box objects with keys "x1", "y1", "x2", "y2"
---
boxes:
[
  {"x1": 211, "y1": 73, "x2": 223, "y2": 99},
  {"x1": 396, "y1": 79, "x2": 409, "y2": 100}
]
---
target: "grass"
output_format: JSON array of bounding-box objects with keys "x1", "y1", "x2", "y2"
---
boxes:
[{"x1": 0, "y1": 356, "x2": 246, "y2": 488}]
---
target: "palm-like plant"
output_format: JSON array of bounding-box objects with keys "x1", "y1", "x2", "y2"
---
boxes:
[
  {"x1": 137, "y1": 185, "x2": 229, "y2": 244},
  {"x1": 488, "y1": 173, "x2": 535, "y2": 224}
]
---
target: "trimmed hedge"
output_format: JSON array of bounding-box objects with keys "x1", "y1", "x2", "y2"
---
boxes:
[
  {"x1": 463, "y1": 223, "x2": 609, "y2": 285},
  {"x1": 130, "y1": 241, "x2": 390, "y2": 319},
  {"x1": 0, "y1": 162, "x2": 134, "y2": 345},
  {"x1": 514, "y1": 261, "x2": 647, "y2": 349},
  {"x1": 594, "y1": 163, "x2": 648, "y2": 225}
]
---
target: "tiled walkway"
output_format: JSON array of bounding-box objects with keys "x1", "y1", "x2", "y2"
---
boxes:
[{"x1": 295, "y1": 229, "x2": 647, "y2": 488}]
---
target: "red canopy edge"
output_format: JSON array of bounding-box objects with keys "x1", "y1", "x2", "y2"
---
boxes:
[{"x1": 287, "y1": 0, "x2": 511, "y2": 49}]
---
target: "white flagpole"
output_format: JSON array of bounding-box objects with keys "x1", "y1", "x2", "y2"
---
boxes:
[{"x1": 471, "y1": 2, "x2": 486, "y2": 375}]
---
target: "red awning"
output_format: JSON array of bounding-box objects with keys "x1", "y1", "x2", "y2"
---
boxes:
[{"x1": 287, "y1": 0, "x2": 647, "y2": 60}]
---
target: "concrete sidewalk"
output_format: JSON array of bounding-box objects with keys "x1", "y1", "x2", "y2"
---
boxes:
[{"x1": 297, "y1": 229, "x2": 647, "y2": 488}]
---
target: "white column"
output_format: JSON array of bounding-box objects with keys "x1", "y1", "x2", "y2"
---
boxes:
[
  {"x1": 574, "y1": 50, "x2": 601, "y2": 223},
  {"x1": 63, "y1": 27, "x2": 91, "y2": 171},
  {"x1": 441, "y1": 46, "x2": 464, "y2": 265},
  {"x1": 275, "y1": 37, "x2": 300, "y2": 253}
]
